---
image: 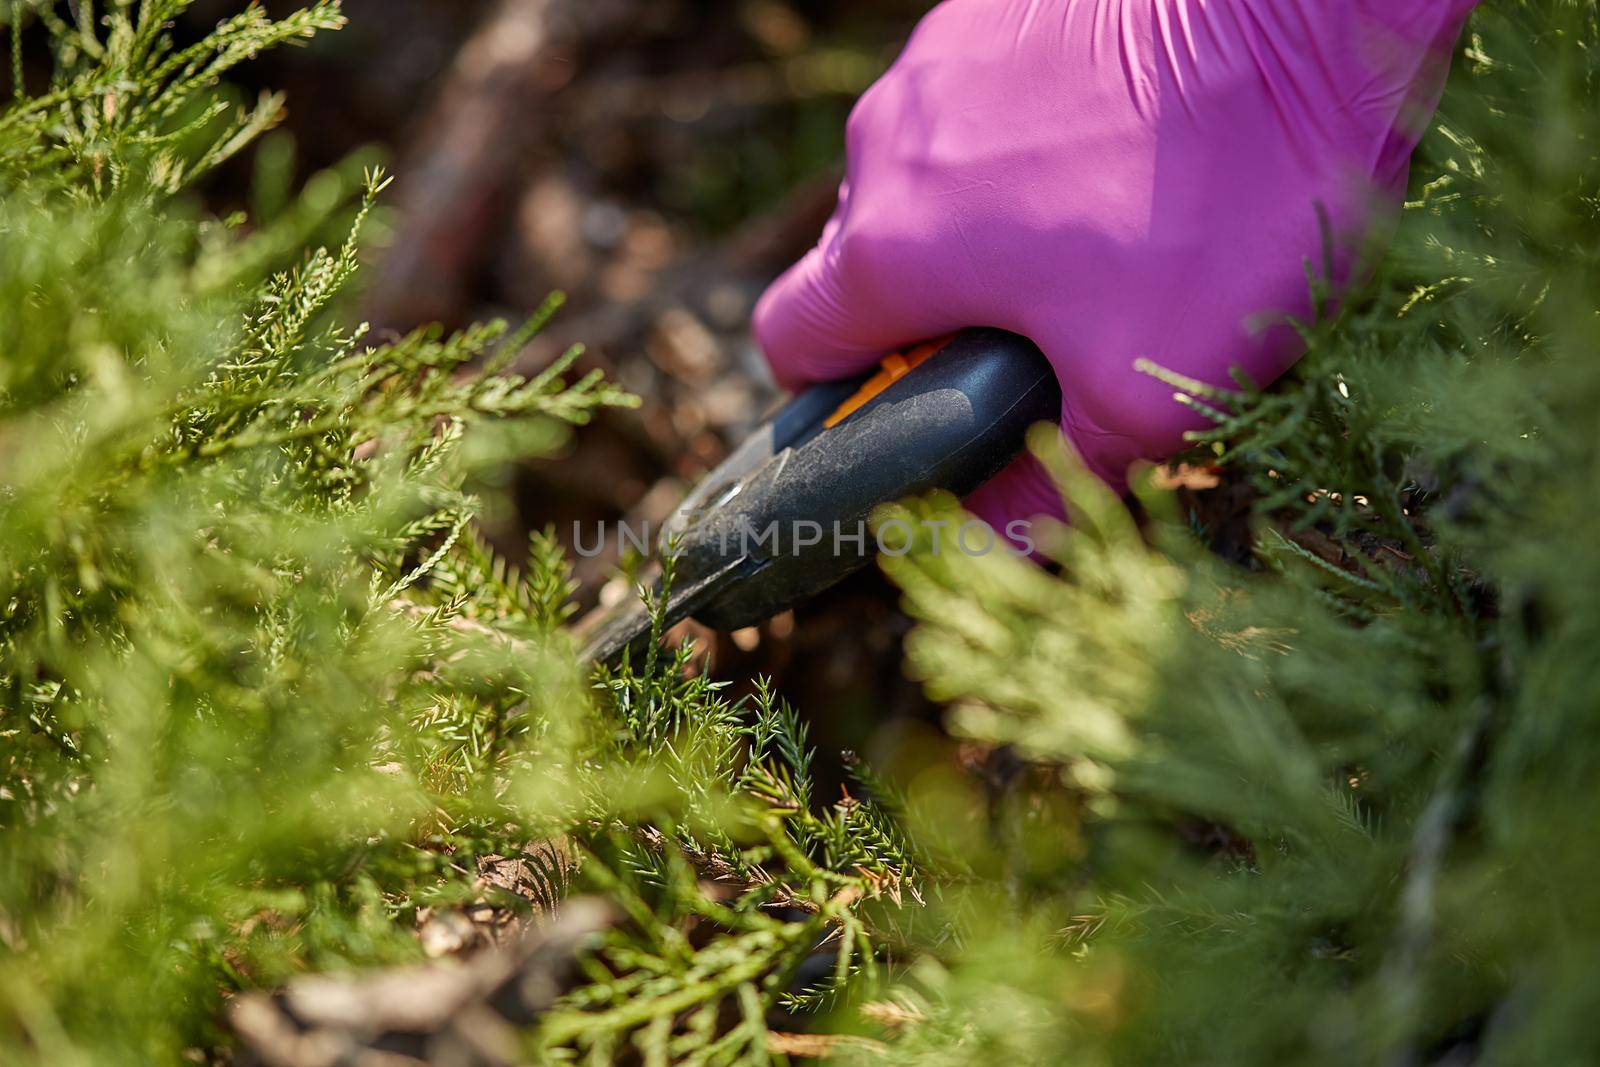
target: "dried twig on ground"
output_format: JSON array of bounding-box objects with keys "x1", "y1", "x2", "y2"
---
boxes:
[
  {"x1": 363, "y1": 0, "x2": 636, "y2": 330},
  {"x1": 232, "y1": 898, "x2": 616, "y2": 1067}
]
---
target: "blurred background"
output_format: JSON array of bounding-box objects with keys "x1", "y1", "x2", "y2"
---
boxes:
[{"x1": 188, "y1": 0, "x2": 946, "y2": 769}]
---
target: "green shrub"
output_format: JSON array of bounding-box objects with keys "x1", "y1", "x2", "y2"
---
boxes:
[
  {"x1": 0, "y1": 2, "x2": 633, "y2": 1059},
  {"x1": 854, "y1": 3, "x2": 1600, "y2": 1062},
  {"x1": 3, "y1": 2, "x2": 1598, "y2": 1066},
  {"x1": 0, "y1": 6, "x2": 909, "y2": 1063}
]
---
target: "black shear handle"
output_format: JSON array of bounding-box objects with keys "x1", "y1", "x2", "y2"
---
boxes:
[{"x1": 681, "y1": 328, "x2": 1063, "y2": 631}]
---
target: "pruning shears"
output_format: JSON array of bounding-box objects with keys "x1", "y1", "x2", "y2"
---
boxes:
[{"x1": 574, "y1": 328, "x2": 1061, "y2": 666}]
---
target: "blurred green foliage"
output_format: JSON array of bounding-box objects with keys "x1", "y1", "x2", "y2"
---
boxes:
[
  {"x1": 0, "y1": 2, "x2": 632, "y2": 1059},
  {"x1": 3, "y1": 2, "x2": 1598, "y2": 1065},
  {"x1": 850, "y1": 3, "x2": 1600, "y2": 1062},
  {"x1": 0, "y1": 8, "x2": 912, "y2": 1063}
]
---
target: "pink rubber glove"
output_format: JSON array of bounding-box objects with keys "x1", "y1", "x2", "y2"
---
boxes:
[{"x1": 755, "y1": 0, "x2": 1476, "y2": 528}]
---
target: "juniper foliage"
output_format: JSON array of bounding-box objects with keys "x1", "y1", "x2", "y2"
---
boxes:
[
  {"x1": 0, "y1": 2, "x2": 643, "y2": 1060},
  {"x1": 3, "y1": 2, "x2": 1598, "y2": 1066},
  {"x1": 0, "y1": 7, "x2": 911, "y2": 1064},
  {"x1": 849, "y1": 3, "x2": 1600, "y2": 1062}
]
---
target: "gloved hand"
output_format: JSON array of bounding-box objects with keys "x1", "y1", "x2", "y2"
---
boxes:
[{"x1": 754, "y1": 0, "x2": 1477, "y2": 529}]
